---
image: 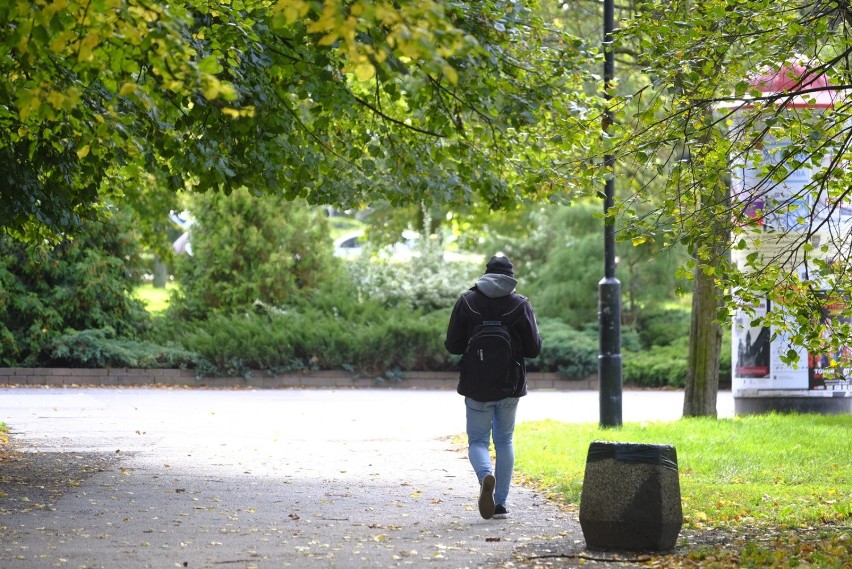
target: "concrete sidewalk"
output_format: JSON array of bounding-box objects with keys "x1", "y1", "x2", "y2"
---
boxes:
[{"x1": 0, "y1": 389, "x2": 731, "y2": 568}]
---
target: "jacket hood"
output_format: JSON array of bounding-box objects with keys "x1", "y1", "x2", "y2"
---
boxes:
[{"x1": 474, "y1": 273, "x2": 518, "y2": 298}]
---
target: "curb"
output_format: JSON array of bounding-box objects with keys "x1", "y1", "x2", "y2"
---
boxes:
[{"x1": 0, "y1": 367, "x2": 597, "y2": 391}]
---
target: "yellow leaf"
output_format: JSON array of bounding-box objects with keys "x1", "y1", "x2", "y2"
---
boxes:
[
  {"x1": 77, "y1": 33, "x2": 100, "y2": 62},
  {"x1": 76, "y1": 144, "x2": 90, "y2": 159},
  {"x1": 18, "y1": 92, "x2": 41, "y2": 121},
  {"x1": 202, "y1": 84, "x2": 220, "y2": 100},
  {"x1": 317, "y1": 31, "x2": 339, "y2": 46},
  {"x1": 43, "y1": 0, "x2": 68, "y2": 18},
  {"x1": 119, "y1": 83, "x2": 137, "y2": 96},
  {"x1": 47, "y1": 91, "x2": 65, "y2": 109},
  {"x1": 49, "y1": 31, "x2": 74, "y2": 53},
  {"x1": 375, "y1": 4, "x2": 399, "y2": 25},
  {"x1": 278, "y1": 0, "x2": 309, "y2": 24},
  {"x1": 442, "y1": 64, "x2": 458, "y2": 85},
  {"x1": 353, "y1": 62, "x2": 375, "y2": 81},
  {"x1": 218, "y1": 83, "x2": 238, "y2": 100}
]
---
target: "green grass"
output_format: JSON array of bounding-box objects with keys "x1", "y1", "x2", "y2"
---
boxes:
[
  {"x1": 515, "y1": 414, "x2": 851, "y2": 567},
  {"x1": 133, "y1": 283, "x2": 176, "y2": 314},
  {"x1": 515, "y1": 414, "x2": 851, "y2": 529}
]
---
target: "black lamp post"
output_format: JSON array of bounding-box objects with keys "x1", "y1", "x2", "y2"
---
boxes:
[{"x1": 598, "y1": 0, "x2": 622, "y2": 428}]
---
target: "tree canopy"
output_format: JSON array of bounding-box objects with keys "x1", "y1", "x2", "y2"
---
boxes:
[
  {"x1": 1, "y1": 0, "x2": 602, "y2": 240},
  {"x1": 608, "y1": 0, "x2": 852, "y2": 360},
  {"x1": 6, "y1": 0, "x2": 852, "y2": 398}
]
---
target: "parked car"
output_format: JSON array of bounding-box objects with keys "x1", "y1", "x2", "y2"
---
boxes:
[
  {"x1": 333, "y1": 230, "x2": 482, "y2": 263},
  {"x1": 333, "y1": 230, "x2": 419, "y2": 261}
]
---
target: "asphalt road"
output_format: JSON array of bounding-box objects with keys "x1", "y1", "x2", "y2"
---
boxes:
[{"x1": 0, "y1": 388, "x2": 733, "y2": 569}]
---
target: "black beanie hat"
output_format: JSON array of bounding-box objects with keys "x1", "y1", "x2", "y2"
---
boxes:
[{"x1": 485, "y1": 255, "x2": 514, "y2": 277}]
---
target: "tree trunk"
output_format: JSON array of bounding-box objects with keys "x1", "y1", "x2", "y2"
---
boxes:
[
  {"x1": 684, "y1": 165, "x2": 730, "y2": 417},
  {"x1": 153, "y1": 258, "x2": 168, "y2": 288},
  {"x1": 683, "y1": 264, "x2": 723, "y2": 417}
]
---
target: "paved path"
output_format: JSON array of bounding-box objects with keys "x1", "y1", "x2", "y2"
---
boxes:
[{"x1": 0, "y1": 388, "x2": 733, "y2": 568}]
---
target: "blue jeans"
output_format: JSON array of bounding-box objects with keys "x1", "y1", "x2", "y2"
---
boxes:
[{"x1": 465, "y1": 396, "x2": 519, "y2": 507}]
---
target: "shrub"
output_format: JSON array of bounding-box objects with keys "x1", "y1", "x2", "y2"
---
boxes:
[
  {"x1": 623, "y1": 339, "x2": 690, "y2": 387},
  {"x1": 490, "y1": 205, "x2": 691, "y2": 326},
  {"x1": 178, "y1": 312, "x2": 305, "y2": 377},
  {"x1": 624, "y1": 321, "x2": 732, "y2": 388},
  {"x1": 171, "y1": 191, "x2": 337, "y2": 317},
  {"x1": 177, "y1": 310, "x2": 679, "y2": 382},
  {"x1": 529, "y1": 318, "x2": 599, "y2": 379},
  {"x1": 343, "y1": 242, "x2": 481, "y2": 312},
  {"x1": 176, "y1": 302, "x2": 453, "y2": 377},
  {"x1": 636, "y1": 306, "x2": 692, "y2": 348},
  {"x1": 0, "y1": 208, "x2": 149, "y2": 366},
  {"x1": 356, "y1": 310, "x2": 451, "y2": 372},
  {"x1": 48, "y1": 328, "x2": 204, "y2": 369},
  {"x1": 528, "y1": 232, "x2": 603, "y2": 324}
]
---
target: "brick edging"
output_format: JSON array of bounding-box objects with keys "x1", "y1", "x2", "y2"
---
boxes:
[{"x1": 0, "y1": 368, "x2": 596, "y2": 390}]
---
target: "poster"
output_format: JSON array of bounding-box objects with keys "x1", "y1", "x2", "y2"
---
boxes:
[
  {"x1": 808, "y1": 297, "x2": 852, "y2": 390},
  {"x1": 733, "y1": 299, "x2": 770, "y2": 379},
  {"x1": 731, "y1": 139, "x2": 852, "y2": 392}
]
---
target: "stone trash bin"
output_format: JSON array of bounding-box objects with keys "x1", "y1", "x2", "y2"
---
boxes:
[{"x1": 579, "y1": 441, "x2": 683, "y2": 552}]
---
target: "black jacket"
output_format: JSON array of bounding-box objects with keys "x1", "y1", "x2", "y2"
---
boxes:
[{"x1": 445, "y1": 287, "x2": 542, "y2": 401}]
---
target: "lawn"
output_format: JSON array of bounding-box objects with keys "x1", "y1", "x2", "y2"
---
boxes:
[
  {"x1": 514, "y1": 413, "x2": 851, "y2": 568},
  {"x1": 133, "y1": 283, "x2": 176, "y2": 314}
]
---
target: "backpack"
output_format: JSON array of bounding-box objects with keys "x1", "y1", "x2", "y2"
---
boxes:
[{"x1": 460, "y1": 317, "x2": 518, "y2": 398}]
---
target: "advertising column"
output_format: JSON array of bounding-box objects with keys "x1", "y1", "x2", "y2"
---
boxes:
[{"x1": 728, "y1": 63, "x2": 852, "y2": 414}]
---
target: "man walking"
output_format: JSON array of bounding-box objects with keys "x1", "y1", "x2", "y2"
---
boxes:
[{"x1": 445, "y1": 254, "x2": 542, "y2": 520}]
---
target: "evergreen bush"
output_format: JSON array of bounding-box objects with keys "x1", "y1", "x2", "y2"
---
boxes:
[
  {"x1": 529, "y1": 318, "x2": 599, "y2": 379},
  {"x1": 171, "y1": 191, "x2": 336, "y2": 317},
  {"x1": 636, "y1": 306, "x2": 692, "y2": 348},
  {"x1": 623, "y1": 338, "x2": 691, "y2": 387},
  {"x1": 0, "y1": 208, "x2": 150, "y2": 366},
  {"x1": 48, "y1": 328, "x2": 204, "y2": 369},
  {"x1": 343, "y1": 242, "x2": 481, "y2": 312},
  {"x1": 178, "y1": 312, "x2": 305, "y2": 377},
  {"x1": 492, "y1": 205, "x2": 691, "y2": 325},
  {"x1": 177, "y1": 304, "x2": 453, "y2": 377},
  {"x1": 624, "y1": 320, "x2": 732, "y2": 387},
  {"x1": 356, "y1": 310, "x2": 451, "y2": 372}
]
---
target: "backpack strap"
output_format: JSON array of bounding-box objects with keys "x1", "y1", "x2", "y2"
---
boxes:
[
  {"x1": 461, "y1": 290, "x2": 526, "y2": 325},
  {"x1": 460, "y1": 291, "x2": 526, "y2": 354}
]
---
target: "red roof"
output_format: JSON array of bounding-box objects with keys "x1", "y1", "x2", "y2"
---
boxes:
[{"x1": 747, "y1": 64, "x2": 837, "y2": 109}]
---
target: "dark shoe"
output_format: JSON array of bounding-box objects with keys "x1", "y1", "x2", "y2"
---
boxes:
[
  {"x1": 493, "y1": 504, "x2": 509, "y2": 519},
  {"x1": 478, "y1": 474, "x2": 496, "y2": 519}
]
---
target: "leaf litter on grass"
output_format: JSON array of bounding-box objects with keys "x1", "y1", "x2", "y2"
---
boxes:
[{"x1": 511, "y1": 414, "x2": 851, "y2": 568}]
